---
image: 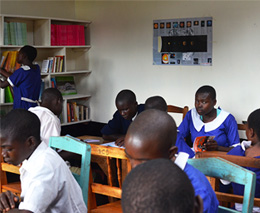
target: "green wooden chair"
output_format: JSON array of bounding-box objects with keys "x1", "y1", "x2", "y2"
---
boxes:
[
  {"x1": 187, "y1": 157, "x2": 256, "y2": 213},
  {"x1": 49, "y1": 136, "x2": 91, "y2": 207}
]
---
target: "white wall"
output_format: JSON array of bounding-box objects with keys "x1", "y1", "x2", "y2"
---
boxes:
[
  {"x1": 0, "y1": 0, "x2": 76, "y2": 19},
  {"x1": 75, "y1": 1, "x2": 260, "y2": 126}
]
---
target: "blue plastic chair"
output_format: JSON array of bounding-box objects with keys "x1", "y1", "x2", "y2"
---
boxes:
[
  {"x1": 49, "y1": 136, "x2": 91, "y2": 207},
  {"x1": 188, "y1": 157, "x2": 256, "y2": 213}
]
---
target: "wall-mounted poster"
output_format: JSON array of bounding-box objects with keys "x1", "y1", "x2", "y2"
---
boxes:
[{"x1": 153, "y1": 17, "x2": 212, "y2": 66}]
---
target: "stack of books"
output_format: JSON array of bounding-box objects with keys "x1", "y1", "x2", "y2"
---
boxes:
[
  {"x1": 4, "y1": 22, "x2": 27, "y2": 46},
  {"x1": 51, "y1": 24, "x2": 85, "y2": 46}
]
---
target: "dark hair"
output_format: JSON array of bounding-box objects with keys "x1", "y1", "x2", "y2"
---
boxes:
[
  {"x1": 145, "y1": 96, "x2": 167, "y2": 112},
  {"x1": 195, "y1": 85, "x2": 216, "y2": 100},
  {"x1": 0, "y1": 109, "x2": 41, "y2": 143},
  {"x1": 20, "y1": 45, "x2": 37, "y2": 62},
  {"x1": 115, "y1": 89, "x2": 136, "y2": 104},
  {"x1": 247, "y1": 108, "x2": 260, "y2": 140},
  {"x1": 122, "y1": 159, "x2": 195, "y2": 213},
  {"x1": 41, "y1": 88, "x2": 63, "y2": 102}
]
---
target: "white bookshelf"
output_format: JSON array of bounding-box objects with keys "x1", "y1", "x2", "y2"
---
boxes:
[{"x1": 0, "y1": 14, "x2": 92, "y2": 125}]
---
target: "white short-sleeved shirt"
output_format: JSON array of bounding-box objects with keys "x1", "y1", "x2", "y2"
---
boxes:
[
  {"x1": 19, "y1": 142, "x2": 87, "y2": 213},
  {"x1": 28, "y1": 106, "x2": 61, "y2": 145}
]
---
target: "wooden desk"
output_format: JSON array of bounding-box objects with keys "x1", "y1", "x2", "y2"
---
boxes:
[{"x1": 77, "y1": 135, "x2": 129, "y2": 183}]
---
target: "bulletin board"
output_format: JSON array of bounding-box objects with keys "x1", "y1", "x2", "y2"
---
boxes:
[{"x1": 153, "y1": 17, "x2": 212, "y2": 66}]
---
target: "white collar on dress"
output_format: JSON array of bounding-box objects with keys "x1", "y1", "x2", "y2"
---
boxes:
[
  {"x1": 240, "y1": 140, "x2": 252, "y2": 151},
  {"x1": 191, "y1": 108, "x2": 230, "y2": 132},
  {"x1": 174, "y1": 152, "x2": 189, "y2": 170},
  {"x1": 21, "y1": 65, "x2": 30, "y2": 70}
]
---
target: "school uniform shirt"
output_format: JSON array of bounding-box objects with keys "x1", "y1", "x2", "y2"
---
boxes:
[
  {"x1": 177, "y1": 108, "x2": 240, "y2": 150},
  {"x1": 101, "y1": 104, "x2": 145, "y2": 135},
  {"x1": 175, "y1": 152, "x2": 219, "y2": 213},
  {"x1": 7, "y1": 65, "x2": 41, "y2": 109},
  {"x1": 28, "y1": 106, "x2": 61, "y2": 146},
  {"x1": 19, "y1": 142, "x2": 87, "y2": 213},
  {"x1": 227, "y1": 141, "x2": 260, "y2": 212}
]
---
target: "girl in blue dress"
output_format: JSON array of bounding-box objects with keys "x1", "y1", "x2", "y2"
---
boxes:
[{"x1": 177, "y1": 85, "x2": 240, "y2": 153}]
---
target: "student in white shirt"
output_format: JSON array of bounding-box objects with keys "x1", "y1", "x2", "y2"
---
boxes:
[
  {"x1": 0, "y1": 109, "x2": 87, "y2": 212},
  {"x1": 29, "y1": 88, "x2": 63, "y2": 145}
]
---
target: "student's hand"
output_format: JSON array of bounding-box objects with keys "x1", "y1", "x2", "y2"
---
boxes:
[
  {"x1": 0, "y1": 191, "x2": 19, "y2": 212},
  {"x1": 115, "y1": 137, "x2": 125, "y2": 147},
  {"x1": 204, "y1": 138, "x2": 218, "y2": 151}
]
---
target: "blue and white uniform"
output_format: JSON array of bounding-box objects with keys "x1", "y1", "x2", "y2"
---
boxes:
[
  {"x1": 227, "y1": 141, "x2": 260, "y2": 212},
  {"x1": 8, "y1": 65, "x2": 41, "y2": 109},
  {"x1": 175, "y1": 152, "x2": 219, "y2": 213},
  {"x1": 177, "y1": 108, "x2": 240, "y2": 156}
]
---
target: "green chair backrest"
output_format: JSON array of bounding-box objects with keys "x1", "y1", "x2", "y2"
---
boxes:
[
  {"x1": 188, "y1": 157, "x2": 256, "y2": 213},
  {"x1": 49, "y1": 136, "x2": 91, "y2": 207}
]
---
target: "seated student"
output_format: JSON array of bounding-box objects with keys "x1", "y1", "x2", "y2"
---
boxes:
[
  {"x1": 145, "y1": 95, "x2": 168, "y2": 112},
  {"x1": 124, "y1": 109, "x2": 219, "y2": 213},
  {"x1": 122, "y1": 158, "x2": 203, "y2": 213},
  {"x1": 101, "y1": 89, "x2": 144, "y2": 146},
  {"x1": 226, "y1": 108, "x2": 260, "y2": 212},
  {"x1": 145, "y1": 95, "x2": 195, "y2": 158},
  {"x1": 177, "y1": 85, "x2": 240, "y2": 153},
  {"x1": 0, "y1": 109, "x2": 87, "y2": 212},
  {"x1": 0, "y1": 45, "x2": 41, "y2": 109},
  {"x1": 28, "y1": 88, "x2": 63, "y2": 145}
]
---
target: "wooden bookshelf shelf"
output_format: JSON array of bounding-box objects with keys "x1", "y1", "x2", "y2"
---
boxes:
[{"x1": 0, "y1": 14, "x2": 92, "y2": 125}]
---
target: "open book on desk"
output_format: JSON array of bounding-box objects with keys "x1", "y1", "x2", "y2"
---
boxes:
[{"x1": 101, "y1": 141, "x2": 125, "y2": 149}]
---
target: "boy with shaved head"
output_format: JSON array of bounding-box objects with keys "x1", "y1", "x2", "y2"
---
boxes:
[
  {"x1": 124, "y1": 109, "x2": 219, "y2": 213},
  {"x1": 122, "y1": 159, "x2": 203, "y2": 213}
]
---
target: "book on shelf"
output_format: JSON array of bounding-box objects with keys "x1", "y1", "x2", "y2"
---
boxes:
[
  {"x1": 4, "y1": 22, "x2": 27, "y2": 46},
  {"x1": 51, "y1": 77, "x2": 57, "y2": 88},
  {"x1": 5, "y1": 86, "x2": 13, "y2": 103},
  {"x1": 39, "y1": 80, "x2": 45, "y2": 100},
  {"x1": 55, "y1": 76, "x2": 77, "y2": 95},
  {"x1": 41, "y1": 60, "x2": 50, "y2": 73}
]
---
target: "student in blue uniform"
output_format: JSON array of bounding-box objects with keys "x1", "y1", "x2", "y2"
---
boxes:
[
  {"x1": 124, "y1": 109, "x2": 219, "y2": 213},
  {"x1": 122, "y1": 159, "x2": 203, "y2": 213},
  {"x1": 101, "y1": 89, "x2": 144, "y2": 146},
  {"x1": 177, "y1": 85, "x2": 240, "y2": 153},
  {"x1": 227, "y1": 108, "x2": 260, "y2": 212},
  {"x1": 0, "y1": 45, "x2": 41, "y2": 109},
  {"x1": 145, "y1": 95, "x2": 195, "y2": 158}
]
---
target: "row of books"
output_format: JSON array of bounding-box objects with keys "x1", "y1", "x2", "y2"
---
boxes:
[
  {"x1": 1, "y1": 51, "x2": 21, "y2": 73},
  {"x1": 4, "y1": 22, "x2": 27, "y2": 46},
  {"x1": 41, "y1": 55, "x2": 64, "y2": 73},
  {"x1": 51, "y1": 76, "x2": 77, "y2": 96},
  {"x1": 51, "y1": 24, "x2": 86, "y2": 46},
  {"x1": 67, "y1": 102, "x2": 89, "y2": 123}
]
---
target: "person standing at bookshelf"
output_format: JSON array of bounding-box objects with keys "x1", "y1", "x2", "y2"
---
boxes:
[
  {"x1": 29, "y1": 88, "x2": 63, "y2": 146},
  {"x1": 0, "y1": 45, "x2": 41, "y2": 109}
]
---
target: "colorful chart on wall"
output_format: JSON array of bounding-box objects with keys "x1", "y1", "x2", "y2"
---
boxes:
[{"x1": 153, "y1": 17, "x2": 212, "y2": 66}]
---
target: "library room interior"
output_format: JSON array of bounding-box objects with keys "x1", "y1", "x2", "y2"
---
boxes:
[{"x1": 0, "y1": 1, "x2": 260, "y2": 213}]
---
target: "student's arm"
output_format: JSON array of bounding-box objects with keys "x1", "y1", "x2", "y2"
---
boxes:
[
  {"x1": 205, "y1": 139, "x2": 234, "y2": 152},
  {"x1": 0, "y1": 68, "x2": 12, "y2": 78},
  {"x1": 0, "y1": 79, "x2": 10, "y2": 88}
]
